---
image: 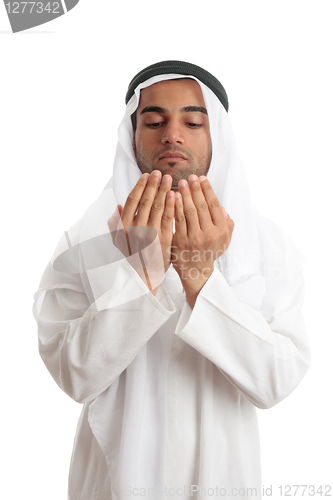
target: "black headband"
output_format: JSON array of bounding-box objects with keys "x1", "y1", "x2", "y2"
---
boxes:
[{"x1": 125, "y1": 60, "x2": 229, "y2": 112}]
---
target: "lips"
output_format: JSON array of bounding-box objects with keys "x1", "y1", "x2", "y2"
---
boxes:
[{"x1": 159, "y1": 152, "x2": 187, "y2": 160}]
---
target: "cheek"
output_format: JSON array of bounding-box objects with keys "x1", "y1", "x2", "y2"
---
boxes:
[
  {"x1": 137, "y1": 135, "x2": 158, "y2": 160},
  {"x1": 205, "y1": 129, "x2": 212, "y2": 149},
  {"x1": 135, "y1": 131, "x2": 149, "y2": 152},
  {"x1": 196, "y1": 132, "x2": 212, "y2": 156}
]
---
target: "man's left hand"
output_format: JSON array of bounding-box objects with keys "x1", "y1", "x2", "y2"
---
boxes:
[{"x1": 171, "y1": 175, "x2": 234, "y2": 308}]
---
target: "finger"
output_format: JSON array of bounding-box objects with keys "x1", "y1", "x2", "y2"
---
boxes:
[
  {"x1": 121, "y1": 173, "x2": 150, "y2": 225},
  {"x1": 117, "y1": 204, "x2": 123, "y2": 218},
  {"x1": 161, "y1": 190, "x2": 175, "y2": 234},
  {"x1": 174, "y1": 191, "x2": 187, "y2": 238},
  {"x1": 107, "y1": 205, "x2": 128, "y2": 253},
  {"x1": 224, "y1": 209, "x2": 235, "y2": 239},
  {"x1": 148, "y1": 174, "x2": 173, "y2": 228},
  {"x1": 228, "y1": 218, "x2": 235, "y2": 240},
  {"x1": 187, "y1": 174, "x2": 213, "y2": 230},
  {"x1": 134, "y1": 170, "x2": 162, "y2": 226},
  {"x1": 178, "y1": 179, "x2": 200, "y2": 237},
  {"x1": 221, "y1": 206, "x2": 235, "y2": 249},
  {"x1": 107, "y1": 205, "x2": 123, "y2": 232},
  {"x1": 198, "y1": 176, "x2": 225, "y2": 226}
]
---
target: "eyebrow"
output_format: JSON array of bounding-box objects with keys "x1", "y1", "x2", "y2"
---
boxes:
[{"x1": 140, "y1": 105, "x2": 207, "y2": 115}]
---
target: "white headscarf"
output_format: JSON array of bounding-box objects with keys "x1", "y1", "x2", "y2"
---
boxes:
[{"x1": 33, "y1": 73, "x2": 304, "y2": 498}]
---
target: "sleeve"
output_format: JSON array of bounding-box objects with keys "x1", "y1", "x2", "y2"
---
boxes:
[
  {"x1": 36, "y1": 259, "x2": 176, "y2": 405},
  {"x1": 174, "y1": 267, "x2": 311, "y2": 409}
]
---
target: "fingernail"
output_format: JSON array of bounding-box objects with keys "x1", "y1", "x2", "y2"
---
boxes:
[
  {"x1": 199, "y1": 176, "x2": 206, "y2": 183},
  {"x1": 141, "y1": 173, "x2": 149, "y2": 180},
  {"x1": 152, "y1": 170, "x2": 160, "y2": 177},
  {"x1": 179, "y1": 180, "x2": 187, "y2": 188},
  {"x1": 162, "y1": 175, "x2": 171, "y2": 183}
]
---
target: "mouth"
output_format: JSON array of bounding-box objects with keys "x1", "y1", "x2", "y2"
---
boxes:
[{"x1": 159, "y1": 152, "x2": 187, "y2": 161}]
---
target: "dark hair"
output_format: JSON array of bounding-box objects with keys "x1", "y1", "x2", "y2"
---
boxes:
[{"x1": 131, "y1": 112, "x2": 137, "y2": 133}]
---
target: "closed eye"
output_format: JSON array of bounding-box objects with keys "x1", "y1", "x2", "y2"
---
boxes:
[{"x1": 146, "y1": 122, "x2": 203, "y2": 128}]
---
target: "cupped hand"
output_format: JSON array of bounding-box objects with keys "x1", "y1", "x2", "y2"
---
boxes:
[
  {"x1": 171, "y1": 174, "x2": 234, "y2": 306},
  {"x1": 107, "y1": 171, "x2": 175, "y2": 293}
]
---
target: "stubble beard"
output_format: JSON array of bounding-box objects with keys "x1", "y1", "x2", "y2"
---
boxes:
[{"x1": 135, "y1": 145, "x2": 212, "y2": 191}]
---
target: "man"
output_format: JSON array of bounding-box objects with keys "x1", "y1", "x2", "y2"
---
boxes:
[{"x1": 33, "y1": 61, "x2": 310, "y2": 500}]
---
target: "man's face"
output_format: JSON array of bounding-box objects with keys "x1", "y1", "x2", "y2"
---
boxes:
[{"x1": 133, "y1": 79, "x2": 212, "y2": 191}]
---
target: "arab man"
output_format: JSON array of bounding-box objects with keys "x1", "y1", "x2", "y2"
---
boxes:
[{"x1": 33, "y1": 61, "x2": 311, "y2": 500}]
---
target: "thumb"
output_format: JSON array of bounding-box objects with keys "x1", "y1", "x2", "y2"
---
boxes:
[
  {"x1": 221, "y1": 206, "x2": 235, "y2": 236},
  {"x1": 115, "y1": 204, "x2": 123, "y2": 218},
  {"x1": 108, "y1": 205, "x2": 123, "y2": 231},
  {"x1": 226, "y1": 213, "x2": 235, "y2": 237}
]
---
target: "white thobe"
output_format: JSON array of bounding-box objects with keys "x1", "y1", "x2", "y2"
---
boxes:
[{"x1": 37, "y1": 251, "x2": 310, "y2": 500}]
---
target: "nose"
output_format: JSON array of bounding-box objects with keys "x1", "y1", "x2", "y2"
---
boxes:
[{"x1": 161, "y1": 120, "x2": 184, "y2": 145}]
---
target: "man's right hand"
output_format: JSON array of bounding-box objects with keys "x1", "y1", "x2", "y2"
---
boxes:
[{"x1": 107, "y1": 171, "x2": 175, "y2": 294}]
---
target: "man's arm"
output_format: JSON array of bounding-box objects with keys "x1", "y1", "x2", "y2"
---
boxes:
[
  {"x1": 36, "y1": 172, "x2": 177, "y2": 405},
  {"x1": 174, "y1": 267, "x2": 310, "y2": 409},
  {"x1": 37, "y1": 258, "x2": 176, "y2": 405},
  {"x1": 172, "y1": 174, "x2": 310, "y2": 409}
]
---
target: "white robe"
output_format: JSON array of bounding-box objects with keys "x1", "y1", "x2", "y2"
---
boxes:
[
  {"x1": 34, "y1": 73, "x2": 311, "y2": 500},
  {"x1": 36, "y1": 218, "x2": 310, "y2": 500}
]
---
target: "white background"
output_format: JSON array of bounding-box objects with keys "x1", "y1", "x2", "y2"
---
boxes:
[{"x1": 1, "y1": 1, "x2": 332, "y2": 498}]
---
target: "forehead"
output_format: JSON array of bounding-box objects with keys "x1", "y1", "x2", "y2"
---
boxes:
[{"x1": 137, "y1": 79, "x2": 206, "y2": 111}]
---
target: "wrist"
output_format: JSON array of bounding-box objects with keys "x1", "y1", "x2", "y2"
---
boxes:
[
  {"x1": 178, "y1": 265, "x2": 214, "y2": 308},
  {"x1": 176, "y1": 264, "x2": 214, "y2": 284}
]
